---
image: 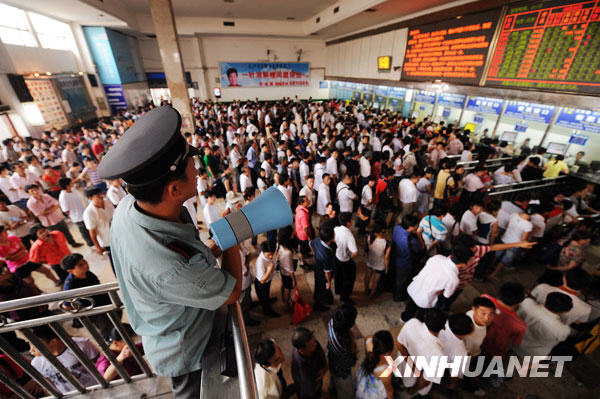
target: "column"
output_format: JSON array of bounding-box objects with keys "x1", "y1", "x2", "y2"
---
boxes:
[{"x1": 148, "y1": 0, "x2": 193, "y2": 130}]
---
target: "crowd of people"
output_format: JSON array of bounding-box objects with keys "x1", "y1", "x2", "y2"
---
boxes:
[{"x1": 0, "y1": 96, "x2": 598, "y2": 398}]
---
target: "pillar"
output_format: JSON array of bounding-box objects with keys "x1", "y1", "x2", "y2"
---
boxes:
[{"x1": 148, "y1": 0, "x2": 194, "y2": 131}]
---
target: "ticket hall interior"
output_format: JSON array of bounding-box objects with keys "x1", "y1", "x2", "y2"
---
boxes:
[{"x1": 0, "y1": 0, "x2": 599, "y2": 399}]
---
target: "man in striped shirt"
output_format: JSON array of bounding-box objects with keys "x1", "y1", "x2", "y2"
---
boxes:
[
  {"x1": 453, "y1": 235, "x2": 536, "y2": 296},
  {"x1": 417, "y1": 206, "x2": 448, "y2": 253}
]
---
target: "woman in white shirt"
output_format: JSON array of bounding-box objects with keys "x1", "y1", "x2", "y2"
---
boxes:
[{"x1": 364, "y1": 226, "x2": 391, "y2": 299}]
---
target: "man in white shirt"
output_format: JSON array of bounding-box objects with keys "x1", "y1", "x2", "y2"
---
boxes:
[
  {"x1": 0, "y1": 165, "x2": 20, "y2": 205},
  {"x1": 58, "y1": 178, "x2": 93, "y2": 247},
  {"x1": 359, "y1": 151, "x2": 371, "y2": 182},
  {"x1": 358, "y1": 176, "x2": 376, "y2": 234},
  {"x1": 399, "y1": 174, "x2": 420, "y2": 219},
  {"x1": 464, "y1": 297, "x2": 496, "y2": 356},
  {"x1": 299, "y1": 155, "x2": 310, "y2": 186},
  {"x1": 326, "y1": 151, "x2": 339, "y2": 183},
  {"x1": 491, "y1": 211, "x2": 533, "y2": 279},
  {"x1": 336, "y1": 174, "x2": 357, "y2": 213},
  {"x1": 0, "y1": 195, "x2": 34, "y2": 247},
  {"x1": 106, "y1": 179, "x2": 127, "y2": 206},
  {"x1": 299, "y1": 175, "x2": 315, "y2": 209},
  {"x1": 438, "y1": 314, "x2": 473, "y2": 390},
  {"x1": 333, "y1": 213, "x2": 358, "y2": 305},
  {"x1": 316, "y1": 174, "x2": 331, "y2": 217},
  {"x1": 497, "y1": 194, "x2": 529, "y2": 230},
  {"x1": 313, "y1": 158, "x2": 326, "y2": 192},
  {"x1": 515, "y1": 293, "x2": 572, "y2": 356},
  {"x1": 83, "y1": 187, "x2": 115, "y2": 269},
  {"x1": 10, "y1": 162, "x2": 40, "y2": 207},
  {"x1": 402, "y1": 245, "x2": 472, "y2": 321},
  {"x1": 462, "y1": 167, "x2": 486, "y2": 203},
  {"x1": 531, "y1": 269, "x2": 591, "y2": 326},
  {"x1": 277, "y1": 175, "x2": 293, "y2": 206},
  {"x1": 396, "y1": 310, "x2": 446, "y2": 396},
  {"x1": 459, "y1": 200, "x2": 484, "y2": 237},
  {"x1": 203, "y1": 190, "x2": 221, "y2": 227},
  {"x1": 261, "y1": 153, "x2": 274, "y2": 181},
  {"x1": 254, "y1": 339, "x2": 288, "y2": 399}
]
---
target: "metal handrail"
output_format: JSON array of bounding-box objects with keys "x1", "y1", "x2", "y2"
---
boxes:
[
  {"x1": 491, "y1": 175, "x2": 567, "y2": 190},
  {"x1": 488, "y1": 181, "x2": 564, "y2": 197},
  {"x1": 229, "y1": 302, "x2": 258, "y2": 399},
  {"x1": 0, "y1": 282, "x2": 119, "y2": 313},
  {"x1": 458, "y1": 156, "x2": 512, "y2": 166},
  {"x1": 0, "y1": 282, "x2": 256, "y2": 399}
]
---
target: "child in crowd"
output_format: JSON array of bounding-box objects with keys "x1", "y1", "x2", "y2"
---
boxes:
[
  {"x1": 254, "y1": 240, "x2": 279, "y2": 318},
  {"x1": 277, "y1": 228, "x2": 297, "y2": 311},
  {"x1": 0, "y1": 226, "x2": 59, "y2": 287},
  {"x1": 95, "y1": 325, "x2": 144, "y2": 381},
  {"x1": 30, "y1": 325, "x2": 98, "y2": 393}
]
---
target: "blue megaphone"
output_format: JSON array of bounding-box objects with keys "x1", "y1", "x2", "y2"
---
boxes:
[{"x1": 209, "y1": 186, "x2": 293, "y2": 250}]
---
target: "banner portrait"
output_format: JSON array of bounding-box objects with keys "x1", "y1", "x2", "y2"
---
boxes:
[{"x1": 219, "y1": 62, "x2": 309, "y2": 88}]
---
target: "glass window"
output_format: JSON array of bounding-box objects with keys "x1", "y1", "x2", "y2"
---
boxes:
[
  {"x1": 28, "y1": 12, "x2": 74, "y2": 51},
  {"x1": 0, "y1": 4, "x2": 36, "y2": 47}
]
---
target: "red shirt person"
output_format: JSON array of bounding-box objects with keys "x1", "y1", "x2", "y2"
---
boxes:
[
  {"x1": 29, "y1": 225, "x2": 71, "y2": 283},
  {"x1": 480, "y1": 283, "x2": 527, "y2": 357}
]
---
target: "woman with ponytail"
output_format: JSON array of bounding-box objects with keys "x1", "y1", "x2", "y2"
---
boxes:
[
  {"x1": 355, "y1": 330, "x2": 394, "y2": 399},
  {"x1": 543, "y1": 154, "x2": 569, "y2": 178}
]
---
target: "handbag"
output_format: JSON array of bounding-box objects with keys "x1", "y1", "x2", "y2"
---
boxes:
[
  {"x1": 292, "y1": 288, "x2": 312, "y2": 325},
  {"x1": 219, "y1": 309, "x2": 238, "y2": 377}
]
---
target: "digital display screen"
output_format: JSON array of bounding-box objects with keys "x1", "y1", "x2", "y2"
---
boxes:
[
  {"x1": 485, "y1": 0, "x2": 600, "y2": 95},
  {"x1": 501, "y1": 131, "x2": 518, "y2": 142},
  {"x1": 546, "y1": 142, "x2": 567, "y2": 154},
  {"x1": 402, "y1": 9, "x2": 501, "y2": 84},
  {"x1": 378, "y1": 56, "x2": 392, "y2": 71}
]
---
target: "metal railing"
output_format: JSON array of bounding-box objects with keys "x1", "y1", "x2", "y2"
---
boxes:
[
  {"x1": 0, "y1": 283, "x2": 257, "y2": 399},
  {"x1": 487, "y1": 175, "x2": 567, "y2": 199}
]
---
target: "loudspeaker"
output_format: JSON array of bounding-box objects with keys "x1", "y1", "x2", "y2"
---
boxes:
[
  {"x1": 7, "y1": 74, "x2": 33, "y2": 103},
  {"x1": 210, "y1": 186, "x2": 293, "y2": 250},
  {"x1": 87, "y1": 74, "x2": 98, "y2": 87}
]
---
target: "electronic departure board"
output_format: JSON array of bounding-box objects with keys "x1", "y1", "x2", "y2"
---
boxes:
[
  {"x1": 485, "y1": 0, "x2": 600, "y2": 95},
  {"x1": 402, "y1": 9, "x2": 501, "y2": 84}
]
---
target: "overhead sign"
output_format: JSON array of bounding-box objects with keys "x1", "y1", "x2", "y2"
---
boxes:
[
  {"x1": 402, "y1": 8, "x2": 501, "y2": 84},
  {"x1": 414, "y1": 90, "x2": 436, "y2": 104},
  {"x1": 503, "y1": 101, "x2": 555, "y2": 124},
  {"x1": 103, "y1": 84, "x2": 128, "y2": 114},
  {"x1": 465, "y1": 96, "x2": 504, "y2": 115},
  {"x1": 555, "y1": 107, "x2": 600, "y2": 134},
  {"x1": 437, "y1": 93, "x2": 466, "y2": 108},
  {"x1": 375, "y1": 86, "x2": 388, "y2": 97},
  {"x1": 218, "y1": 62, "x2": 309, "y2": 87},
  {"x1": 485, "y1": 0, "x2": 600, "y2": 95},
  {"x1": 514, "y1": 123, "x2": 528, "y2": 133},
  {"x1": 388, "y1": 87, "x2": 406, "y2": 98},
  {"x1": 569, "y1": 133, "x2": 588, "y2": 146}
]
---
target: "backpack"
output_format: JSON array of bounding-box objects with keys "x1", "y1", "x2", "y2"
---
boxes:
[{"x1": 575, "y1": 324, "x2": 600, "y2": 355}]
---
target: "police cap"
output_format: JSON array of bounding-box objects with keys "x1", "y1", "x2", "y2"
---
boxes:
[{"x1": 97, "y1": 106, "x2": 201, "y2": 185}]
